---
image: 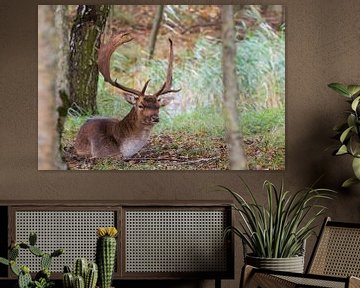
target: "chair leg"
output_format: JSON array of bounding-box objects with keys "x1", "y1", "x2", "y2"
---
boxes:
[{"x1": 215, "y1": 278, "x2": 221, "y2": 288}]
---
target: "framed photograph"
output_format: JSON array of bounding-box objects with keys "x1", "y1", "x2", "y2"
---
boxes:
[{"x1": 38, "y1": 5, "x2": 285, "y2": 170}]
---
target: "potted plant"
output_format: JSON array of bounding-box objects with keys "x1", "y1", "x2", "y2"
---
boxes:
[
  {"x1": 0, "y1": 232, "x2": 63, "y2": 288},
  {"x1": 221, "y1": 179, "x2": 335, "y2": 273},
  {"x1": 328, "y1": 83, "x2": 360, "y2": 187}
]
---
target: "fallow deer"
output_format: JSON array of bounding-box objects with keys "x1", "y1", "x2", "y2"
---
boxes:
[{"x1": 74, "y1": 33, "x2": 180, "y2": 159}]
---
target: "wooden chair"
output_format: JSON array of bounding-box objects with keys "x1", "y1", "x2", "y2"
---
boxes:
[{"x1": 241, "y1": 217, "x2": 360, "y2": 288}]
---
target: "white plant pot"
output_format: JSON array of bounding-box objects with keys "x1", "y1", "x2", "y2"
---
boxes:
[{"x1": 245, "y1": 254, "x2": 305, "y2": 273}]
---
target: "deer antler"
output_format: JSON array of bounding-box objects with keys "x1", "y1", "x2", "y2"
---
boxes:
[
  {"x1": 98, "y1": 32, "x2": 149, "y2": 96},
  {"x1": 98, "y1": 33, "x2": 179, "y2": 97},
  {"x1": 154, "y1": 39, "x2": 181, "y2": 97}
]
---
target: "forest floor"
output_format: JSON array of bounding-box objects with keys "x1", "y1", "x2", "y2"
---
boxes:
[{"x1": 62, "y1": 5, "x2": 285, "y2": 170}]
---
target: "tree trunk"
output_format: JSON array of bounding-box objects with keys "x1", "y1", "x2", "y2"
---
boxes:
[
  {"x1": 55, "y1": 5, "x2": 70, "y2": 138},
  {"x1": 69, "y1": 5, "x2": 110, "y2": 115},
  {"x1": 38, "y1": 5, "x2": 66, "y2": 170},
  {"x1": 148, "y1": 5, "x2": 164, "y2": 59},
  {"x1": 221, "y1": 5, "x2": 248, "y2": 170}
]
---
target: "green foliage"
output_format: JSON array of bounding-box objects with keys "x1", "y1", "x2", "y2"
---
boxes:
[
  {"x1": 96, "y1": 235, "x2": 117, "y2": 288},
  {"x1": 329, "y1": 83, "x2": 360, "y2": 187},
  {"x1": 63, "y1": 259, "x2": 98, "y2": 288},
  {"x1": 221, "y1": 179, "x2": 335, "y2": 258},
  {"x1": 0, "y1": 233, "x2": 63, "y2": 288}
]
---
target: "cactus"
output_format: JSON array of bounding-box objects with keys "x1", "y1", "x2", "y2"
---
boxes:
[
  {"x1": 85, "y1": 263, "x2": 98, "y2": 288},
  {"x1": 18, "y1": 268, "x2": 32, "y2": 288},
  {"x1": 63, "y1": 272, "x2": 74, "y2": 288},
  {"x1": 41, "y1": 253, "x2": 52, "y2": 270},
  {"x1": 29, "y1": 245, "x2": 44, "y2": 257},
  {"x1": 96, "y1": 227, "x2": 118, "y2": 288},
  {"x1": 9, "y1": 246, "x2": 19, "y2": 260},
  {"x1": 74, "y1": 275, "x2": 85, "y2": 288},
  {"x1": 74, "y1": 258, "x2": 88, "y2": 279},
  {"x1": 29, "y1": 232, "x2": 37, "y2": 246},
  {"x1": 63, "y1": 260, "x2": 98, "y2": 288},
  {"x1": 0, "y1": 232, "x2": 63, "y2": 288}
]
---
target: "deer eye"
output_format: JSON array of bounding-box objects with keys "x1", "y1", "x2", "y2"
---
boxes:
[{"x1": 138, "y1": 104, "x2": 144, "y2": 109}]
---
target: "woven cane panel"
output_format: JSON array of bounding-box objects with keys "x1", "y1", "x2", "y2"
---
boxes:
[
  {"x1": 310, "y1": 226, "x2": 360, "y2": 277},
  {"x1": 125, "y1": 210, "x2": 227, "y2": 273},
  {"x1": 15, "y1": 211, "x2": 115, "y2": 272},
  {"x1": 277, "y1": 275, "x2": 345, "y2": 288}
]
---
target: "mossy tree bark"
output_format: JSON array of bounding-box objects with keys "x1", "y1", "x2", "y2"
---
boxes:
[
  {"x1": 221, "y1": 5, "x2": 248, "y2": 170},
  {"x1": 69, "y1": 5, "x2": 110, "y2": 115}
]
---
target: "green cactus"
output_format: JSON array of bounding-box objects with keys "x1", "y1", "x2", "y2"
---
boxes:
[
  {"x1": 51, "y1": 248, "x2": 63, "y2": 258},
  {"x1": 29, "y1": 232, "x2": 37, "y2": 246},
  {"x1": 85, "y1": 263, "x2": 98, "y2": 288},
  {"x1": 96, "y1": 228, "x2": 118, "y2": 288},
  {"x1": 63, "y1": 272, "x2": 74, "y2": 288},
  {"x1": 18, "y1": 269, "x2": 32, "y2": 288},
  {"x1": 10, "y1": 260, "x2": 20, "y2": 276},
  {"x1": 74, "y1": 258, "x2": 88, "y2": 279},
  {"x1": 29, "y1": 245, "x2": 44, "y2": 257},
  {"x1": 0, "y1": 232, "x2": 63, "y2": 288},
  {"x1": 9, "y1": 246, "x2": 19, "y2": 260},
  {"x1": 63, "y1": 265, "x2": 72, "y2": 273},
  {"x1": 63, "y1": 259, "x2": 98, "y2": 288},
  {"x1": 74, "y1": 275, "x2": 85, "y2": 288},
  {"x1": 19, "y1": 243, "x2": 30, "y2": 249},
  {"x1": 41, "y1": 253, "x2": 52, "y2": 270}
]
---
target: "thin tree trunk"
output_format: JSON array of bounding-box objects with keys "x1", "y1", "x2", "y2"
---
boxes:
[
  {"x1": 69, "y1": 5, "x2": 110, "y2": 115},
  {"x1": 149, "y1": 5, "x2": 164, "y2": 59},
  {"x1": 55, "y1": 5, "x2": 70, "y2": 139},
  {"x1": 38, "y1": 5, "x2": 66, "y2": 170},
  {"x1": 221, "y1": 5, "x2": 248, "y2": 170}
]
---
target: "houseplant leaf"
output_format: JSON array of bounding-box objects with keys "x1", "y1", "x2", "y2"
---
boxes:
[
  {"x1": 340, "y1": 126, "x2": 353, "y2": 143},
  {"x1": 352, "y1": 157, "x2": 360, "y2": 179},
  {"x1": 342, "y1": 177, "x2": 360, "y2": 188},
  {"x1": 351, "y1": 96, "x2": 360, "y2": 111},
  {"x1": 347, "y1": 85, "x2": 360, "y2": 96},
  {"x1": 336, "y1": 145, "x2": 348, "y2": 155},
  {"x1": 328, "y1": 83, "x2": 351, "y2": 97}
]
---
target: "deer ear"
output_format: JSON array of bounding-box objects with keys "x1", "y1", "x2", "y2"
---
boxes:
[
  {"x1": 124, "y1": 94, "x2": 138, "y2": 105},
  {"x1": 158, "y1": 96, "x2": 174, "y2": 107}
]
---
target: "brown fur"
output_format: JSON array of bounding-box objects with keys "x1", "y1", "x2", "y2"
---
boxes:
[{"x1": 74, "y1": 97, "x2": 161, "y2": 159}]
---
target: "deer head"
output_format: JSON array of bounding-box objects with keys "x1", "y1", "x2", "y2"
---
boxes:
[{"x1": 98, "y1": 33, "x2": 180, "y2": 126}]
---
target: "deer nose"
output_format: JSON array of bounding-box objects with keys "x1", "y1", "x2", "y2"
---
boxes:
[{"x1": 151, "y1": 115, "x2": 159, "y2": 122}]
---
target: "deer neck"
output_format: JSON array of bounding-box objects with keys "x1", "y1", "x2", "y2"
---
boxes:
[{"x1": 114, "y1": 107, "x2": 153, "y2": 158}]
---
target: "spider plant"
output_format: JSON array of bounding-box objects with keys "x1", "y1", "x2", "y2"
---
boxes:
[{"x1": 222, "y1": 180, "x2": 335, "y2": 258}]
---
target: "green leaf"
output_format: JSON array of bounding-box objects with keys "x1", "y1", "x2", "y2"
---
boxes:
[
  {"x1": 352, "y1": 157, "x2": 360, "y2": 179},
  {"x1": 342, "y1": 177, "x2": 360, "y2": 188},
  {"x1": 348, "y1": 85, "x2": 360, "y2": 96},
  {"x1": 348, "y1": 135, "x2": 360, "y2": 156},
  {"x1": 336, "y1": 145, "x2": 348, "y2": 155},
  {"x1": 347, "y1": 114, "x2": 356, "y2": 128},
  {"x1": 340, "y1": 126, "x2": 353, "y2": 143},
  {"x1": 351, "y1": 96, "x2": 360, "y2": 111},
  {"x1": 0, "y1": 257, "x2": 9, "y2": 266},
  {"x1": 328, "y1": 83, "x2": 351, "y2": 97}
]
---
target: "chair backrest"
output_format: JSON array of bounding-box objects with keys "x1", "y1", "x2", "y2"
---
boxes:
[{"x1": 307, "y1": 217, "x2": 360, "y2": 277}]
